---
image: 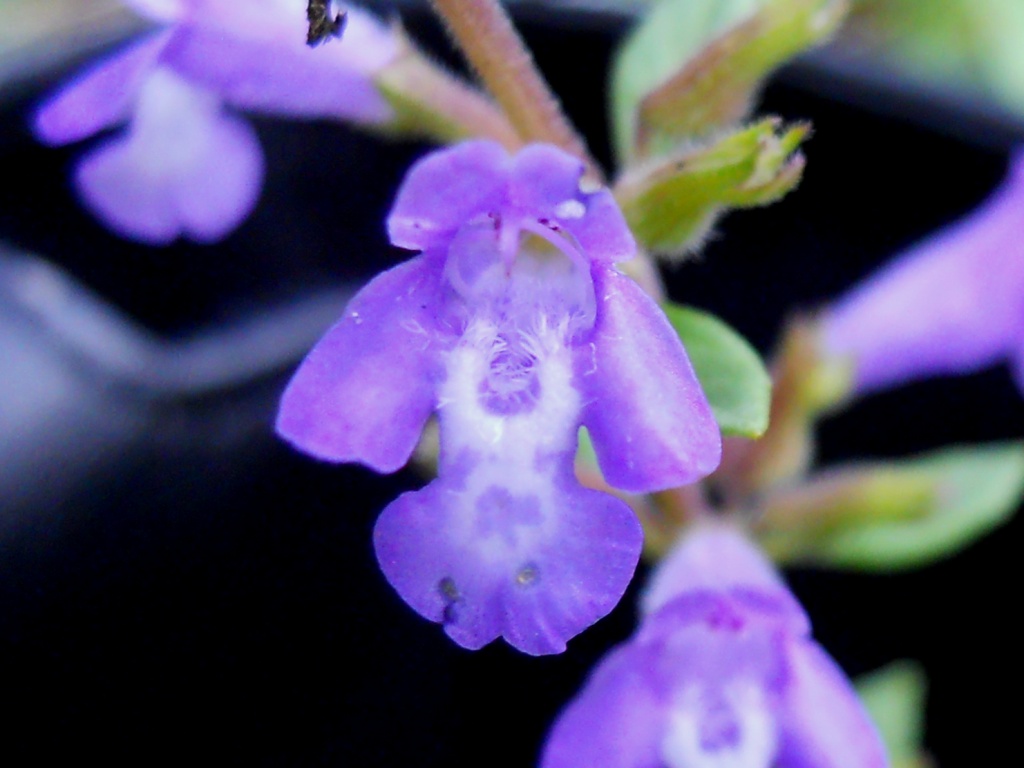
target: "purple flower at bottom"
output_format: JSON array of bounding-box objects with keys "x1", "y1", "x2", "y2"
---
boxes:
[
  {"x1": 276, "y1": 141, "x2": 721, "y2": 654},
  {"x1": 33, "y1": 0, "x2": 396, "y2": 244},
  {"x1": 542, "y1": 526, "x2": 887, "y2": 766},
  {"x1": 822, "y1": 151, "x2": 1024, "y2": 396}
]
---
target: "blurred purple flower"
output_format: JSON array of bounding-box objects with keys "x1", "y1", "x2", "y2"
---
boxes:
[
  {"x1": 33, "y1": 0, "x2": 396, "y2": 244},
  {"x1": 276, "y1": 141, "x2": 721, "y2": 654},
  {"x1": 542, "y1": 525, "x2": 887, "y2": 767},
  {"x1": 823, "y1": 152, "x2": 1024, "y2": 395}
]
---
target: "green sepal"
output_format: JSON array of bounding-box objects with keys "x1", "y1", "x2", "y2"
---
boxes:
[
  {"x1": 373, "y1": 25, "x2": 518, "y2": 147},
  {"x1": 615, "y1": 118, "x2": 808, "y2": 257},
  {"x1": 376, "y1": 66, "x2": 472, "y2": 144},
  {"x1": 610, "y1": 0, "x2": 846, "y2": 161},
  {"x1": 855, "y1": 661, "x2": 930, "y2": 768},
  {"x1": 662, "y1": 302, "x2": 771, "y2": 438},
  {"x1": 639, "y1": 0, "x2": 847, "y2": 144},
  {"x1": 759, "y1": 442, "x2": 1024, "y2": 570}
]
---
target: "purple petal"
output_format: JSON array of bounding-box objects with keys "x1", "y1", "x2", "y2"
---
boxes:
[
  {"x1": 387, "y1": 141, "x2": 511, "y2": 252},
  {"x1": 823, "y1": 152, "x2": 1024, "y2": 394},
  {"x1": 164, "y1": 4, "x2": 396, "y2": 123},
  {"x1": 512, "y1": 145, "x2": 635, "y2": 263},
  {"x1": 277, "y1": 255, "x2": 446, "y2": 472},
  {"x1": 544, "y1": 591, "x2": 792, "y2": 768},
  {"x1": 642, "y1": 524, "x2": 802, "y2": 626},
  {"x1": 541, "y1": 643, "x2": 666, "y2": 768},
  {"x1": 33, "y1": 31, "x2": 171, "y2": 145},
  {"x1": 374, "y1": 467, "x2": 642, "y2": 655},
  {"x1": 776, "y1": 640, "x2": 888, "y2": 768},
  {"x1": 567, "y1": 190, "x2": 637, "y2": 264},
  {"x1": 579, "y1": 265, "x2": 721, "y2": 493},
  {"x1": 74, "y1": 68, "x2": 262, "y2": 244},
  {"x1": 122, "y1": 0, "x2": 184, "y2": 21}
]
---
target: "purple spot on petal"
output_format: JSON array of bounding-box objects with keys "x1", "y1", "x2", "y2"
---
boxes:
[
  {"x1": 438, "y1": 577, "x2": 461, "y2": 625},
  {"x1": 707, "y1": 602, "x2": 746, "y2": 632},
  {"x1": 474, "y1": 487, "x2": 542, "y2": 546},
  {"x1": 515, "y1": 562, "x2": 540, "y2": 588},
  {"x1": 699, "y1": 694, "x2": 743, "y2": 751}
]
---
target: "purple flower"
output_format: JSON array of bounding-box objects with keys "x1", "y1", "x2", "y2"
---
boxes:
[
  {"x1": 276, "y1": 141, "x2": 721, "y2": 654},
  {"x1": 822, "y1": 151, "x2": 1024, "y2": 395},
  {"x1": 33, "y1": 0, "x2": 396, "y2": 244},
  {"x1": 542, "y1": 525, "x2": 887, "y2": 767}
]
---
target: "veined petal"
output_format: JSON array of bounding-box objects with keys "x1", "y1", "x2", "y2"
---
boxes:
[
  {"x1": 74, "y1": 67, "x2": 262, "y2": 244},
  {"x1": 579, "y1": 264, "x2": 721, "y2": 493},
  {"x1": 276, "y1": 255, "x2": 445, "y2": 472},
  {"x1": 387, "y1": 141, "x2": 510, "y2": 252},
  {"x1": 164, "y1": 3, "x2": 396, "y2": 123},
  {"x1": 33, "y1": 31, "x2": 171, "y2": 145},
  {"x1": 374, "y1": 466, "x2": 642, "y2": 655},
  {"x1": 776, "y1": 640, "x2": 888, "y2": 768},
  {"x1": 512, "y1": 145, "x2": 635, "y2": 263},
  {"x1": 541, "y1": 643, "x2": 666, "y2": 768}
]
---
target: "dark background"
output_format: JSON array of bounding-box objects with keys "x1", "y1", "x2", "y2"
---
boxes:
[{"x1": 1, "y1": 5, "x2": 1020, "y2": 765}]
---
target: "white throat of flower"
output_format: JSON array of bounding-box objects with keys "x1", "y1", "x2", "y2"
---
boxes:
[
  {"x1": 660, "y1": 681, "x2": 777, "y2": 768},
  {"x1": 432, "y1": 224, "x2": 594, "y2": 568}
]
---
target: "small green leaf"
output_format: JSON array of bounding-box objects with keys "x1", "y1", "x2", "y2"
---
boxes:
[
  {"x1": 615, "y1": 118, "x2": 807, "y2": 257},
  {"x1": 639, "y1": 0, "x2": 846, "y2": 144},
  {"x1": 610, "y1": 0, "x2": 845, "y2": 161},
  {"x1": 856, "y1": 661, "x2": 928, "y2": 767},
  {"x1": 662, "y1": 302, "x2": 771, "y2": 438},
  {"x1": 759, "y1": 467, "x2": 936, "y2": 551},
  {"x1": 611, "y1": 0, "x2": 757, "y2": 160},
  {"x1": 762, "y1": 443, "x2": 1024, "y2": 570}
]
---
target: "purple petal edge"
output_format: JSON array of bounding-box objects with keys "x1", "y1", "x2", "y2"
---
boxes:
[
  {"x1": 73, "y1": 70, "x2": 263, "y2": 245},
  {"x1": 642, "y1": 524, "x2": 798, "y2": 620},
  {"x1": 33, "y1": 32, "x2": 171, "y2": 146},
  {"x1": 540, "y1": 643, "x2": 665, "y2": 768},
  {"x1": 387, "y1": 141, "x2": 511, "y2": 253},
  {"x1": 276, "y1": 255, "x2": 444, "y2": 473},
  {"x1": 374, "y1": 469, "x2": 642, "y2": 655},
  {"x1": 823, "y1": 152, "x2": 1024, "y2": 394},
  {"x1": 579, "y1": 265, "x2": 721, "y2": 492},
  {"x1": 777, "y1": 640, "x2": 888, "y2": 768}
]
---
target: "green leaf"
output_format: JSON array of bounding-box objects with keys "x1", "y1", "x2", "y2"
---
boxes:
[
  {"x1": 611, "y1": 0, "x2": 759, "y2": 160},
  {"x1": 662, "y1": 302, "x2": 771, "y2": 438},
  {"x1": 762, "y1": 443, "x2": 1024, "y2": 570},
  {"x1": 615, "y1": 118, "x2": 807, "y2": 257},
  {"x1": 639, "y1": 0, "x2": 847, "y2": 143},
  {"x1": 847, "y1": 0, "x2": 1024, "y2": 118},
  {"x1": 610, "y1": 0, "x2": 845, "y2": 161},
  {"x1": 759, "y1": 466, "x2": 937, "y2": 553},
  {"x1": 856, "y1": 661, "x2": 928, "y2": 767}
]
